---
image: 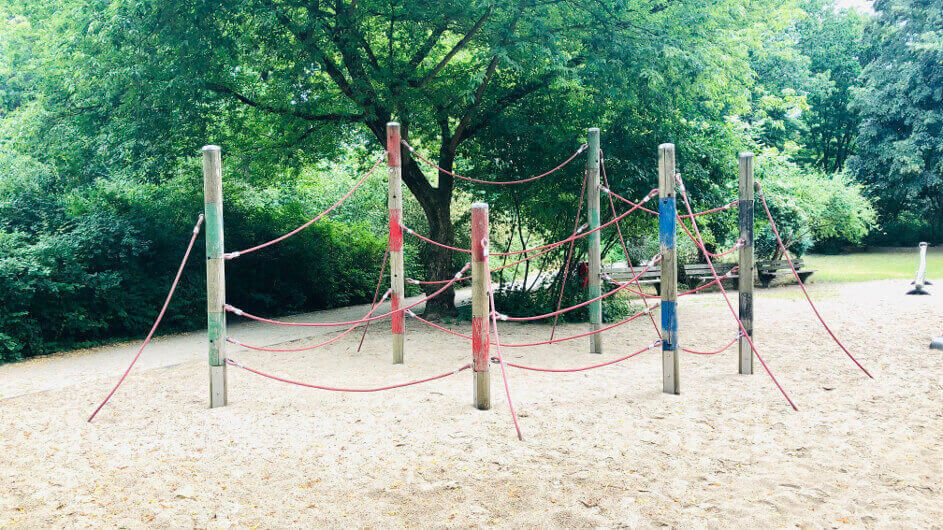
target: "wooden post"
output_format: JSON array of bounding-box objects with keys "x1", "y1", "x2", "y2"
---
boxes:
[
  {"x1": 586, "y1": 128, "x2": 603, "y2": 354},
  {"x1": 658, "y1": 143, "x2": 679, "y2": 394},
  {"x1": 471, "y1": 203, "x2": 491, "y2": 410},
  {"x1": 738, "y1": 152, "x2": 755, "y2": 375},
  {"x1": 203, "y1": 145, "x2": 227, "y2": 408},
  {"x1": 387, "y1": 122, "x2": 405, "y2": 364}
]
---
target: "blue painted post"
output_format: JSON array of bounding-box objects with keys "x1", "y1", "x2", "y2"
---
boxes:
[{"x1": 658, "y1": 143, "x2": 679, "y2": 394}]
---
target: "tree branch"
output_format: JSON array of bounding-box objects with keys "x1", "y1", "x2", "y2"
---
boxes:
[
  {"x1": 413, "y1": 7, "x2": 492, "y2": 88},
  {"x1": 206, "y1": 83, "x2": 363, "y2": 123}
]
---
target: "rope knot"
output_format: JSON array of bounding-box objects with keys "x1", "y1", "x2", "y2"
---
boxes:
[{"x1": 224, "y1": 304, "x2": 244, "y2": 316}]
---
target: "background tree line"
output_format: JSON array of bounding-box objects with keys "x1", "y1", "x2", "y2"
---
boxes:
[{"x1": 0, "y1": 0, "x2": 938, "y2": 362}]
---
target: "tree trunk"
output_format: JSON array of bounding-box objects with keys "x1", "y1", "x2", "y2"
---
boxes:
[{"x1": 400, "y1": 157, "x2": 458, "y2": 318}]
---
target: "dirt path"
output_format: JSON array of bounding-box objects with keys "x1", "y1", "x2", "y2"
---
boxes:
[{"x1": 1, "y1": 279, "x2": 941, "y2": 527}]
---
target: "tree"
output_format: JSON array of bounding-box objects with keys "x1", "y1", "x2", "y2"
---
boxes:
[
  {"x1": 795, "y1": 0, "x2": 866, "y2": 173},
  {"x1": 4, "y1": 0, "x2": 792, "y2": 315},
  {"x1": 849, "y1": 0, "x2": 943, "y2": 241}
]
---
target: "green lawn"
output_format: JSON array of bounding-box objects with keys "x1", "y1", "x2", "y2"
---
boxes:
[{"x1": 804, "y1": 248, "x2": 943, "y2": 283}]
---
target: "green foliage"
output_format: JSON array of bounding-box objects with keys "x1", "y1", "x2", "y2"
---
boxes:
[
  {"x1": 849, "y1": 0, "x2": 943, "y2": 243},
  {"x1": 490, "y1": 272, "x2": 634, "y2": 324},
  {"x1": 0, "y1": 148, "x2": 388, "y2": 362},
  {"x1": 754, "y1": 149, "x2": 876, "y2": 259}
]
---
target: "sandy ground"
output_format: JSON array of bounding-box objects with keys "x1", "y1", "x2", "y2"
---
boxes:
[{"x1": 1, "y1": 278, "x2": 941, "y2": 528}]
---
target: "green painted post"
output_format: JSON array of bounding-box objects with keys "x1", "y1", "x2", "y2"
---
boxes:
[
  {"x1": 203, "y1": 145, "x2": 227, "y2": 408},
  {"x1": 587, "y1": 128, "x2": 603, "y2": 354}
]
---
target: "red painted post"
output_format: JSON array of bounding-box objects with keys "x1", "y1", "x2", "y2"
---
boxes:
[
  {"x1": 387, "y1": 122, "x2": 405, "y2": 364},
  {"x1": 471, "y1": 203, "x2": 491, "y2": 410}
]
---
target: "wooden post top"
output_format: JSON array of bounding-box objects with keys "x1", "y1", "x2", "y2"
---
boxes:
[
  {"x1": 658, "y1": 143, "x2": 676, "y2": 198},
  {"x1": 202, "y1": 145, "x2": 221, "y2": 153}
]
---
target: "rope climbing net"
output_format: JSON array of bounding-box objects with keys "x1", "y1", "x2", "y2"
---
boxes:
[{"x1": 89, "y1": 127, "x2": 871, "y2": 441}]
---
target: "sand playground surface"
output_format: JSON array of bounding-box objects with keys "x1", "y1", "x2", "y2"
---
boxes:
[{"x1": 1, "y1": 279, "x2": 941, "y2": 527}]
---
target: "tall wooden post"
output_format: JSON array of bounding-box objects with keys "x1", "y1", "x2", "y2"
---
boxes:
[
  {"x1": 586, "y1": 128, "x2": 603, "y2": 354},
  {"x1": 658, "y1": 143, "x2": 679, "y2": 394},
  {"x1": 203, "y1": 145, "x2": 227, "y2": 408},
  {"x1": 387, "y1": 122, "x2": 405, "y2": 364},
  {"x1": 738, "y1": 152, "x2": 755, "y2": 375},
  {"x1": 471, "y1": 203, "x2": 491, "y2": 410}
]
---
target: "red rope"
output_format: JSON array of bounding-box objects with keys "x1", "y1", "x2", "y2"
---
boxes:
[
  {"x1": 409, "y1": 302, "x2": 658, "y2": 347},
  {"x1": 487, "y1": 276, "x2": 523, "y2": 440},
  {"x1": 88, "y1": 215, "x2": 205, "y2": 422},
  {"x1": 682, "y1": 333, "x2": 742, "y2": 355},
  {"x1": 600, "y1": 151, "x2": 661, "y2": 336},
  {"x1": 758, "y1": 192, "x2": 873, "y2": 378},
  {"x1": 403, "y1": 226, "x2": 471, "y2": 253},
  {"x1": 549, "y1": 170, "x2": 589, "y2": 339},
  {"x1": 499, "y1": 256, "x2": 661, "y2": 322},
  {"x1": 500, "y1": 340, "x2": 660, "y2": 373},
  {"x1": 227, "y1": 290, "x2": 391, "y2": 353},
  {"x1": 604, "y1": 185, "x2": 737, "y2": 219},
  {"x1": 227, "y1": 264, "x2": 469, "y2": 328},
  {"x1": 677, "y1": 216, "x2": 744, "y2": 258},
  {"x1": 675, "y1": 177, "x2": 798, "y2": 410},
  {"x1": 226, "y1": 358, "x2": 471, "y2": 392},
  {"x1": 226, "y1": 153, "x2": 384, "y2": 258},
  {"x1": 402, "y1": 188, "x2": 656, "y2": 259},
  {"x1": 405, "y1": 140, "x2": 587, "y2": 186},
  {"x1": 358, "y1": 247, "x2": 390, "y2": 351}
]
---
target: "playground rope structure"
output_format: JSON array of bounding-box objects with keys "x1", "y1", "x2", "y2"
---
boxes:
[{"x1": 88, "y1": 138, "x2": 870, "y2": 436}]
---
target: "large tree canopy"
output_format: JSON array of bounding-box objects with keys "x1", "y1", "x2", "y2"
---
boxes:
[{"x1": 4, "y1": 0, "x2": 787, "y2": 314}]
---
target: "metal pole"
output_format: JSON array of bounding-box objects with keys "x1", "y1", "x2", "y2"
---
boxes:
[
  {"x1": 387, "y1": 122, "x2": 405, "y2": 364},
  {"x1": 586, "y1": 128, "x2": 603, "y2": 354},
  {"x1": 471, "y1": 203, "x2": 491, "y2": 410},
  {"x1": 738, "y1": 152, "x2": 755, "y2": 375},
  {"x1": 658, "y1": 143, "x2": 679, "y2": 394},
  {"x1": 203, "y1": 145, "x2": 227, "y2": 408}
]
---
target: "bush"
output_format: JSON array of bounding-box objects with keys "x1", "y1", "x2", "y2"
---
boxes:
[{"x1": 0, "y1": 150, "x2": 389, "y2": 363}]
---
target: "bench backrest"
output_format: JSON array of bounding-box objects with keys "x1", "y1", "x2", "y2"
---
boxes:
[
  {"x1": 683, "y1": 262, "x2": 736, "y2": 276},
  {"x1": 603, "y1": 264, "x2": 661, "y2": 281},
  {"x1": 757, "y1": 259, "x2": 804, "y2": 271}
]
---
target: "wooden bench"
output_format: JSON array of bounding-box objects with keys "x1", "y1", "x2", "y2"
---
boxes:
[
  {"x1": 601, "y1": 263, "x2": 662, "y2": 294},
  {"x1": 756, "y1": 259, "x2": 814, "y2": 287},
  {"x1": 682, "y1": 262, "x2": 737, "y2": 288}
]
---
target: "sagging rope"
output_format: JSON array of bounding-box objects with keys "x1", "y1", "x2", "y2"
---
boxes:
[
  {"x1": 498, "y1": 340, "x2": 661, "y2": 373},
  {"x1": 600, "y1": 151, "x2": 662, "y2": 337},
  {"x1": 498, "y1": 255, "x2": 662, "y2": 322},
  {"x1": 549, "y1": 170, "x2": 589, "y2": 339},
  {"x1": 757, "y1": 188, "x2": 873, "y2": 378},
  {"x1": 88, "y1": 214, "x2": 205, "y2": 422},
  {"x1": 408, "y1": 302, "x2": 660, "y2": 347},
  {"x1": 682, "y1": 332, "x2": 743, "y2": 355},
  {"x1": 484, "y1": 237, "x2": 523, "y2": 440},
  {"x1": 225, "y1": 358, "x2": 471, "y2": 392},
  {"x1": 227, "y1": 290, "x2": 392, "y2": 352},
  {"x1": 225, "y1": 153, "x2": 385, "y2": 259},
  {"x1": 675, "y1": 174, "x2": 798, "y2": 411},
  {"x1": 404, "y1": 140, "x2": 588, "y2": 186},
  {"x1": 602, "y1": 183, "x2": 738, "y2": 219},
  {"x1": 226, "y1": 264, "x2": 470, "y2": 328},
  {"x1": 401, "y1": 188, "x2": 656, "y2": 257}
]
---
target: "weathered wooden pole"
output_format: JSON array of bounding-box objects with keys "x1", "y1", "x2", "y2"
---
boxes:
[
  {"x1": 658, "y1": 143, "x2": 679, "y2": 394},
  {"x1": 203, "y1": 145, "x2": 227, "y2": 408},
  {"x1": 586, "y1": 128, "x2": 603, "y2": 354},
  {"x1": 387, "y1": 122, "x2": 405, "y2": 364},
  {"x1": 471, "y1": 203, "x2": 491, "y2": 410},
  {"x1": 738, "y1": 152, "x2": 755, "y2": 375}
]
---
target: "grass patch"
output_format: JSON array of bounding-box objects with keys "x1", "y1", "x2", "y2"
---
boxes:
[{"x1": 804, "y1": 248, "x2": 943, "y2": 283}]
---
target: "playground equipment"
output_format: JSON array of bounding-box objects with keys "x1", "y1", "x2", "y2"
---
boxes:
[
  {"x1": 907, "y1": 242, "x2": 932, "y2": 295},
  {"x1": 88, "y1": 123, "x2": 873, "y2": 437}
]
